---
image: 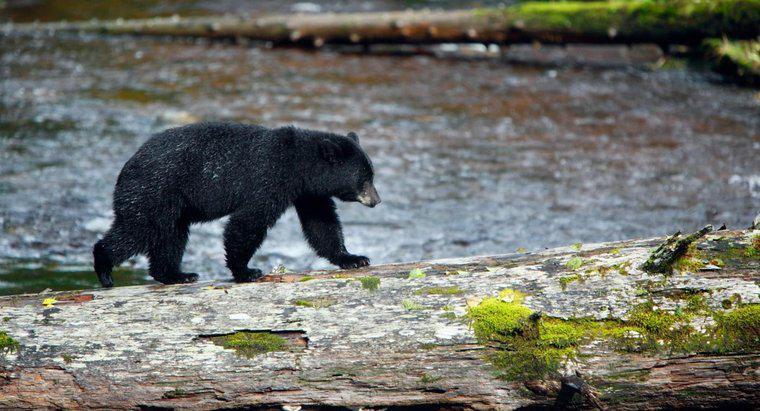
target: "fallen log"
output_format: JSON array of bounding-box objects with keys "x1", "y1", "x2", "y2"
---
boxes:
[
  {"x1": 1, "y1": 229, "x2": 759, "y2": 409},
  {"x1": 4, "y1": 0, "x2": 759, "y2": 46}
]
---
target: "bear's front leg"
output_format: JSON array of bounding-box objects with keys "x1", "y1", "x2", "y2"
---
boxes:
[
  {"x1": 295, "y1": 195, "x2": 370, "y2": 270},
  {"x1": 224, "y1": 214, "x2": 267, "y2": 282}
]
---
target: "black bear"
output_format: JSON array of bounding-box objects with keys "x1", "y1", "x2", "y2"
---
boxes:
[{"x1": 93, "y1": 122, "x2": 380, "y2": 287}]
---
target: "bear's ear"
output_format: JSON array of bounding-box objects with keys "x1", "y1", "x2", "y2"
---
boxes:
[
  {"x1": 319, "y1": 139, "x2": 343, "y2": 164},
  {"x1": 347, "y1": 131, "x2": 359, "y2": 144}
]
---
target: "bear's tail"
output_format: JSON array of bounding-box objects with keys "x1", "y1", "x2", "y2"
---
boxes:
[{"x1": 93, "y1": 224, "x2": 142, "y2": 288}]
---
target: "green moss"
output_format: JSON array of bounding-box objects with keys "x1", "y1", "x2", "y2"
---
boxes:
[
  {"x1": 747, "y1": 235, "x2": 760, "y2": 258},
  {"x1": 714, "y1": 304, "x2": 760, "y2": 352},
  {"x1": 61, "y1": 354, "x2": 74, "y2": 364},
  {"x1": 469, "y1": 282, "x2": 760, "y2": 381},
  {"x1": 703, "y1": 38, "x2": 759, "y2": 86},
  {"x1": 627, "y1": 301, "x2": 677, "y2": 335},
  {"x1": 445, "y1": 269, "x2": 469, "y2": 275},
  {"x1": 559, "y1": 274, "x2": 581, "y2": 290},
  {"x1": 402, "y1": 299, "x2": 424, "y2": 311},
  {"x1": 420, "y1": 373, "x2": 442, "y2": 383},
  {"x1": 468, "y1": 297, "x2": 533, "y2": 343},
  {"x1": 0, "y1": 331, "x2": 20, "y2": 354},
  {"x1": 407, "y1": 268, "x2": 426, "y2": 279},
  {"x1": 298, "y1": 275, "x2": 316, "y2": 282},
  {"x1": 538, "y1": 320, "x2": 588, "y2": 348},
  {"x1": 208, "y1": 331, "x2": 287, "y2": 358},
  {"x1": 683, "y1": 294, "x2": 710, "y2": 315},
  {"x1": 415, "y1": 286, "x2": 464, "y2": 296},
  {"x1": 498, "y1": 288, "x2": 526, "y2": 303},
  {"x1": 672, "y1": 243, "x2": 707, "y2": 273},
  {"x1": 293, "y1": 297, "x2": 336, "y2": 308},
  {"x1": 565, "y1": 256, "x2": 586, "y2": 270},
  {"x1": 483, "y1": 0, "x2": 760, "y2": 43},
  {"x1": 358, "y1": 275, "x2": 380, "y2": 291},
  {"x1": 709, "y1": 236, "x2": 760, "y2": 264},
  {"x1": 612, "y1": 261, "x2": 632, "y2": 276},
  {"x1": 488, "y1": 346, "x2": 576, "y2": 381}
]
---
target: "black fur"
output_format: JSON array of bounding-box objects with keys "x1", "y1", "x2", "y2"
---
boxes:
[{"x1": 93, "y1": 122, "x2": 379, "y2": 287}]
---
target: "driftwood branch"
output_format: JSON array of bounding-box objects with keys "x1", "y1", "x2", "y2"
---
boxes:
[
  {"x1": 1, "y1": 229, "x2": 759, "y2": 409},
  {"x1": 5, "y1": 0, "x2": 759, "y2": 46},
  {"x1": 641, "y1": 225, "x2": 713, "y2": 274}
]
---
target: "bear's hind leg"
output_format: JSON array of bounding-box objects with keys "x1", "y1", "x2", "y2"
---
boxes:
[
  {"x1": 147, "y1": 222, "x2": 197, "y2": 285},
  {"x1": 93, "y1": 222, "x2": 143, "y2": 288},
  {"x1": 224, "y1": 214, "x2": 268, "y2": 282}
]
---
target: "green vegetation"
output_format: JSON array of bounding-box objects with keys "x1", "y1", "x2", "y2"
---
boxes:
[
  {"x1": 358, "y1": 276, "x2": 380, "y2": 291},
  {"x1": 672, "y1": 243, "x2": 707, "y2": 273},
  {"x1": 402, "y1": 299, "x2": 424, "y2": 311},
  {"x1": 478, "y1": 0, "x2": 760, "y2": 44},
  {"x1": 407, "y1": 268, "x2": 426, "y2": 279},
  {"x1": 208, "y1": 331, "x2": 288, "y2": 358},
  {"x1": 420, "y1": 373, "x2": 442, "y2": 383},
  {"x1": 559, "y1": 274, "x2": 581, "y2": 290},
  {"x1": 415, "y1": 286, "x2": 464, "y2": 296},
  {"x1": 469, "y1": 296, "x2": 533, "y2": 343},
  {"x1": 293, "y1": 297, "x2": 336, "y2": 308},
  {"x1": 698, "y1": 235, "x2": 760, "y2": 268},
  {"x1": 468, "y1": 288, "x2": 760, "y2": 381},
  {"x1": 0, "y1": 331, "x2": 20, "y2": 354},
  {"x1": 298, "y1": 275, "x2": 316, "y2": 282},
  {"x1": 748, "y1": 234, "x2": 760, "y2": 258},
  {"x1": 714, "y1": 304, "x2": 760, "y2": 351},
  {"x1": 565, "y1": 256, "x2": 586, "y2": 271},
  {"x1": 704, "y1": 38, "x2": 760, "y2": 86}
]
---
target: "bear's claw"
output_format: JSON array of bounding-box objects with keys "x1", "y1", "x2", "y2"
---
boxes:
[
  {"x1": 335, "y1": 254, "x2": 370, "y2": 269},
  {"x1": 98, "y1": 273, "x2": 114, "y2": 288},
  {"x1": 232, "y1": 268, "x2": 264, "y2": 283}
]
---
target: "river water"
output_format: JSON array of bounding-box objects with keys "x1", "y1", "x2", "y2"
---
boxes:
[{"x1": 1, "y1": 3, "x2": 758, "y2": 295}]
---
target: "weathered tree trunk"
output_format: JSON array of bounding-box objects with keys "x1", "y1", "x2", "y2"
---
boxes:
[
  {"x1": 5, "y1": 0, "x2": 759, "y2": 46},
  {"x1": 1, "y1": 229, "x2": 759, "y2": 409}
]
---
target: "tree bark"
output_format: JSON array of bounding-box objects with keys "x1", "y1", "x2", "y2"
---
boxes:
[
  {"x1": 5, "y1": 0, "x2": 759, "y2": 46},
  {"x1": 1, "y1": 229, "x2": 758, "y2": 410}
]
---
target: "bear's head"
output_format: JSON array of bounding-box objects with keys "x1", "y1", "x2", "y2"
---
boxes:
[{"x1": 313, "y1": 131, "x2": 380, "y2": 208}]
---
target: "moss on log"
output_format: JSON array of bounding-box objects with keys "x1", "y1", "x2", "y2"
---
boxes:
[
  {"x1": 1, "y1": 229, "x2": 759, "y2": 409},
  {"x1": 703, "y1": 38, "x2": 760, "y2": 86},
  {"x1": 5, "y1": 0, "x2": 759, "y2": 46}
]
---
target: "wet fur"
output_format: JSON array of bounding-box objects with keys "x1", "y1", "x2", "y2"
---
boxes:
[{"x1": 93, "y1": 122, "x2": 375, "y2": 286}]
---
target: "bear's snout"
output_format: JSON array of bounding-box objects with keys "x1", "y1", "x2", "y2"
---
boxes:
[{"x1": 358, "y1": 181, "x2": 381, "y2": 208}]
